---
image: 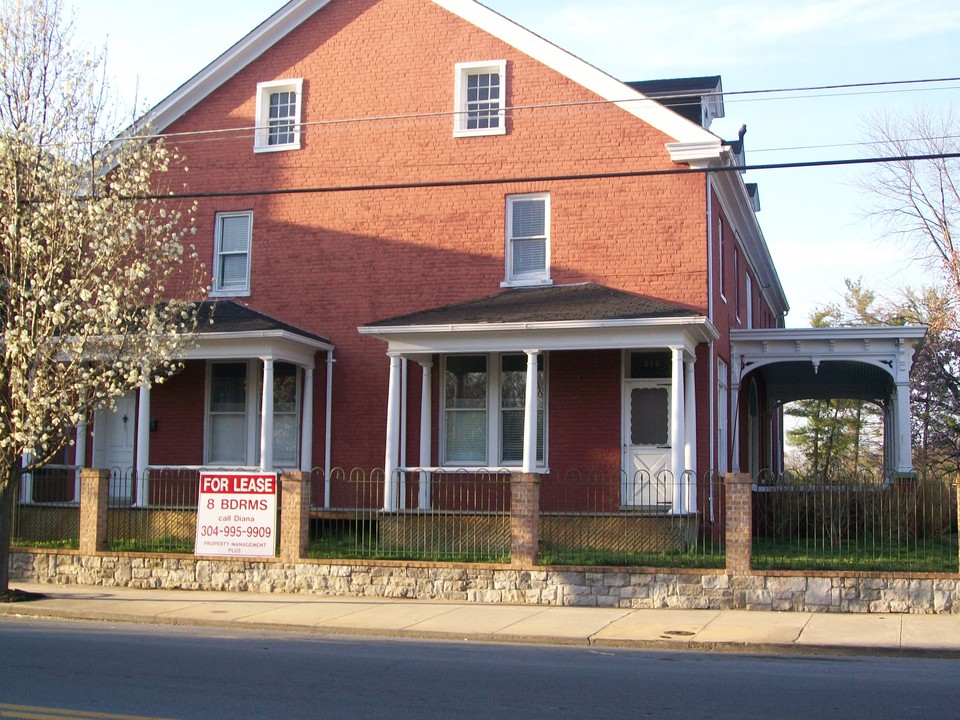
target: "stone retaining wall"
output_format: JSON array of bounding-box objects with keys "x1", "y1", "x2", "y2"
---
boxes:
[{"x1": 11, "y1": 549, "x2": 960, "y2": 614}]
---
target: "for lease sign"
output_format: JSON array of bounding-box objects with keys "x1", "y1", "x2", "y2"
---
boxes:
[{"x1": 195, "y1": 472, "x2": 278, "y2": 558}]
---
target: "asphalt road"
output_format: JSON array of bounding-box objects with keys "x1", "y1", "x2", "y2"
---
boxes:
[{"x1": 1, "y1": 617, "x2": 958, "y2": 720}]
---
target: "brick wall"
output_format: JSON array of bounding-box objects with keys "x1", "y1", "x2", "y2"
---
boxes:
[{"x1": 149, "y1": 0, "x2": 713, "y2": 471}]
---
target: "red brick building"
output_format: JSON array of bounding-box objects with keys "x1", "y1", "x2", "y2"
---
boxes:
[{"x1": 38, "y1": 0, "x2": 924, "y2": 514}]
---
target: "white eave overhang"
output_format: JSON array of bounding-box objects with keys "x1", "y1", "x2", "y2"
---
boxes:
[
  {"x1": 177, "y1": 329, "x2": 334, "y2": 367},
  {"x1": 359, "y1": 316, "x2": 719, "y2": 355},
  {"x1": 731, "y1": 326, "x2": 927, "y2": 383}
]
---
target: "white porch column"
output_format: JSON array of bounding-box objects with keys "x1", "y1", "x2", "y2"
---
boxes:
[
  {"x1": 894, "y1": 381, "x2": 913, "y2": 473},
  {"x1": 134, "y1": 382, "x2": 151, "y2": 508},
  {"x1": 74, "y1": 417, "x2": 87, "y2": 501},
  {"x1": 684, "y1": 357, "x2": 697, "y2": 512},
  {"x1": 522, "y1": 350, "x2": 540, "y2": 473},
  {"x1": 730, "y1": 379, "x2": 741, "y2": 473},
  {"x1": 20, "y1": 453, "x2": 33, "y2": 504},
  {"x1": 418, "y1": 360, "x2": 433, "y2": 510},
  {"x1": 260, "y1": 358, "x2": 275, "y2": 471},
  {"x1": 383, "y1": 353, "x2": 402, "y2": 511},
  {"x1": 300, "y1": 366, "x2": 314, "y2": 473},
  {"x1": 670, "y1": 347, "x2": 685, "y2": 513}
]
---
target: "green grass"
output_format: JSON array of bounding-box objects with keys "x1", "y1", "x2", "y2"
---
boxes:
[
  {"x1": 307, "y1": 532, "x2": 509, "y2": 563},
  {"x1": 12, "y1": 538, "x2": 79, "y2": 550},
  {"x1": 752, "y1": 536, "x2": 959, "y2": 573},
  {"x1": 106, "y1": 536, "x2": 195, "y2": 554},
  {"x1": 537, "y1": 543, "x2": 725, "y2": 569}
]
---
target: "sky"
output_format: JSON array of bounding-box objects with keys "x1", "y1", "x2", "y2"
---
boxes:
[{"x1": 69, "y1": 0, "x2": 960, "y2": 327}]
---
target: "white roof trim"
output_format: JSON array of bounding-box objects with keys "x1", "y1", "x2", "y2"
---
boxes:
[
  {"x1": 359, "y1": 316, "x2": 719, "y2": 354},
  {"x1": 177, "y1": 329, "x2": 333, "y2": 366},
  {"x1": 134, "y1": 0, "x2": 332, "y2": 136},
  {"x1": 731, "y1": 326, "x2": 927, "y2": 384},
  {"x1": 134, "y1": 0, "x2": 722, "y2": 164},
  {"x1": 434, "y1": 0, "x2": 720, "y2": 152}
]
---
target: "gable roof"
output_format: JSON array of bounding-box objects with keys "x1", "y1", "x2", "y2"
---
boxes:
[
  {"x1": 193, "y1": 300, "x2": 332, "y2": 346},
  {"x1": 364, "y1": 283, "x2": 698, "y2": 328},
  {"x1": 136, "y1": 0, "x2": 723, "y2": 163}
]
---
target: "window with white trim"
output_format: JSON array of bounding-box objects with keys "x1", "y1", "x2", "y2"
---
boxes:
[
  {"x1": 718, "y1": 218, "x2": 726, "y2": 301},
  {"x1": 442, "y1": 353, "x2": 546, "y2": 467},
  {"x1": 212, "y1": 211, "x2": 252, "y2": 296},
  {"x1": 454, "y1": 60, "x2": 506, "y2": 137},
  {"x1": 255, "y1": 79, "x2": 303, "y2": 151},
  {"x1": 205, "y1": 360, "x2": 301, "y2": 468},
  {"x1": 504, "y1": 193, "x2": 550, "y2": 286}
]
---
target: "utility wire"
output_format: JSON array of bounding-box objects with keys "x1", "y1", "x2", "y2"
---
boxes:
[
  {"x1": 117, "y1": 75, "x2": 960, "y2": 146},
  {"x1": 128, "y1": 151, "x2": 960, "y2": 202}
]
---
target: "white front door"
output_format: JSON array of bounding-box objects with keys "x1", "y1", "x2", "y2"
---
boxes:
[
  {"x1": 93, "y1": 392, "x2": 136, "y2": 500},
  {"x1": 622, "y1": 380, "x2": 671, "y2": 508}
]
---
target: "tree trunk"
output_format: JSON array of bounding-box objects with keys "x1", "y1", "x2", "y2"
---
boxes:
[{"x1": 0, "y1": 469, "x2": 15, "y2": 600}]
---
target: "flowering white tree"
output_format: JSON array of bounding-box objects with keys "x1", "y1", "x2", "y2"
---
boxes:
[{"x1": 0, "y1": 0, "x2": 204, "y2": 600}]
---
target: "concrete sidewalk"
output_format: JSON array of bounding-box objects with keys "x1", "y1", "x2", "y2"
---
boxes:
[{"x1": 3, "y1": 582, "x2": 960, "y2": 656}]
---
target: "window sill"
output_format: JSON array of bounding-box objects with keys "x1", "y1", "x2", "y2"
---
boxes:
[
  {"x1": 254, "y1": 142, "x2": 301, "y2": 154},
  {"x1": 500, "y1": 278, "x2": 553, "y2": 289},
  {"x1": 453, "y1": 125, "x2": 506, "y2": 138},
  {"x1": 209, "y1": 289, "x2": 251, "y2": 299}
]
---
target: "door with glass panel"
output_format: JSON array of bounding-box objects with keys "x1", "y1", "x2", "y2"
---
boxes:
[{"x1": 622, "y1": 380, "x2": 671, "y2": 508}]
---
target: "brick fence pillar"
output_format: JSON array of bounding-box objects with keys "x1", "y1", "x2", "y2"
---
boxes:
[
  {"x1": 79, "y1": 468, "x2": 110, "y2": 554},
  {"x1": 280, "y1": 471, "x2": 310, "y2": 563},
  {"x1": 724, "y1": 472, "x2": 753, "y2": 576},
  {"x1": 510, "y1": 472, "x2": 540, "y2": 567}
]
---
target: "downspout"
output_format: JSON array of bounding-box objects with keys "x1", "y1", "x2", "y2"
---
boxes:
[{"x1": 324, "y1": 350, "x2": 334, "y2": 508}]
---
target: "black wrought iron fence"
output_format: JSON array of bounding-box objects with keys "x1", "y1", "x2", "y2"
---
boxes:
[
  {"x1": 752, "y1": 470, "x2": 959, "y2": 572},
  {"x1": 308, "y1": 467, "x2": 512, "y2": 562},
  {"x1": 11, "y1": 465, "x2": 80, "y2": 548},
  {"x1": 538, "y1": 469, "x2": 725, "y2": 567},
  {"x1": 105, "y1": 467, "x2": 210, "y2": 553}
]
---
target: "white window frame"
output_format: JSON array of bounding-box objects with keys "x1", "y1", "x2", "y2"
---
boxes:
[
  {"x1": 503, "y1": 192, "x2": 551, "y2": 287},
  {"x1": 440, "y1": 353, "x2": 547, "y2": 469},
  {"x1": 211, "y1": 211, "x2": 253, "y2": 297},
  {"x1": 204, "y1": 360, "x2": 302, "y2": 469},
  {"x1": 453, "y1": 60, "x2": 506, "y2": 137},
  {"x1": 205, "y1": 360, "x2": 258, "y2": 467},
  {"x1": 717, "y1": 218, "x2": 726, "y2": 302},
  {"x1": 254, "y1": 79, "x2": 303, "y2": 152}
]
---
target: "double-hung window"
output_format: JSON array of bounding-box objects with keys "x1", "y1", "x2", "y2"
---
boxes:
[
  {"x1": 442, "y1": 353, "x2": 546, "y2": 467},
  {"x1": 454, "y1": 60, "x2": 506, "y2": 137},
  {"x1": 255, "y1": 79, "x2": 303, "y2": 151},
  {"x1": 206, "y1": 360, "x2": 301, "y2": 468},
  {"x1": 504, "y1": 193, "x2": 550, "y2": 286},
  {"x1": 212, "y1": 211, "x2": 252, "y2": 296}
]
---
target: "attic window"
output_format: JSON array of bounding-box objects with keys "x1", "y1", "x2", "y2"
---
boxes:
[
  {"x1": 255, "y1": 79, "x2": 303, "y2": 152},
  {"x1": 454, "y1": 61, "x2": 506, "y2": 137}
]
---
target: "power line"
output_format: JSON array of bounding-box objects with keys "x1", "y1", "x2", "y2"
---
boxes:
[
  {"x1": 123, "y1": 75, "x2": 960, "y2": 146},
  {"x1": 128, "y1": 151, "x2": 960, "y2": 202}
]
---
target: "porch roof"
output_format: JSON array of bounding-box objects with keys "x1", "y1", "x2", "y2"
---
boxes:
[
  {"x1": 730, "y1": 325, "x2": 928, "y2": 399},
  {"x1": 178, "y1": 300, "x2": 334, "y2": 366},
  {"x1": 359, "y1": 283, "x2": 718, "y2": 355}
]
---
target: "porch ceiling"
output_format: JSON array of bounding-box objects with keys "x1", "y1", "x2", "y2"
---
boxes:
[
  {"x1": 759, "y1": 360, "x2": 892, "y2": 403},
  {"x1": 359, "y1": 283, "x2": 718, "y2": 354},
  {"x1": 731, "y1": 325, "x2": 927, "y2": 401}
]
